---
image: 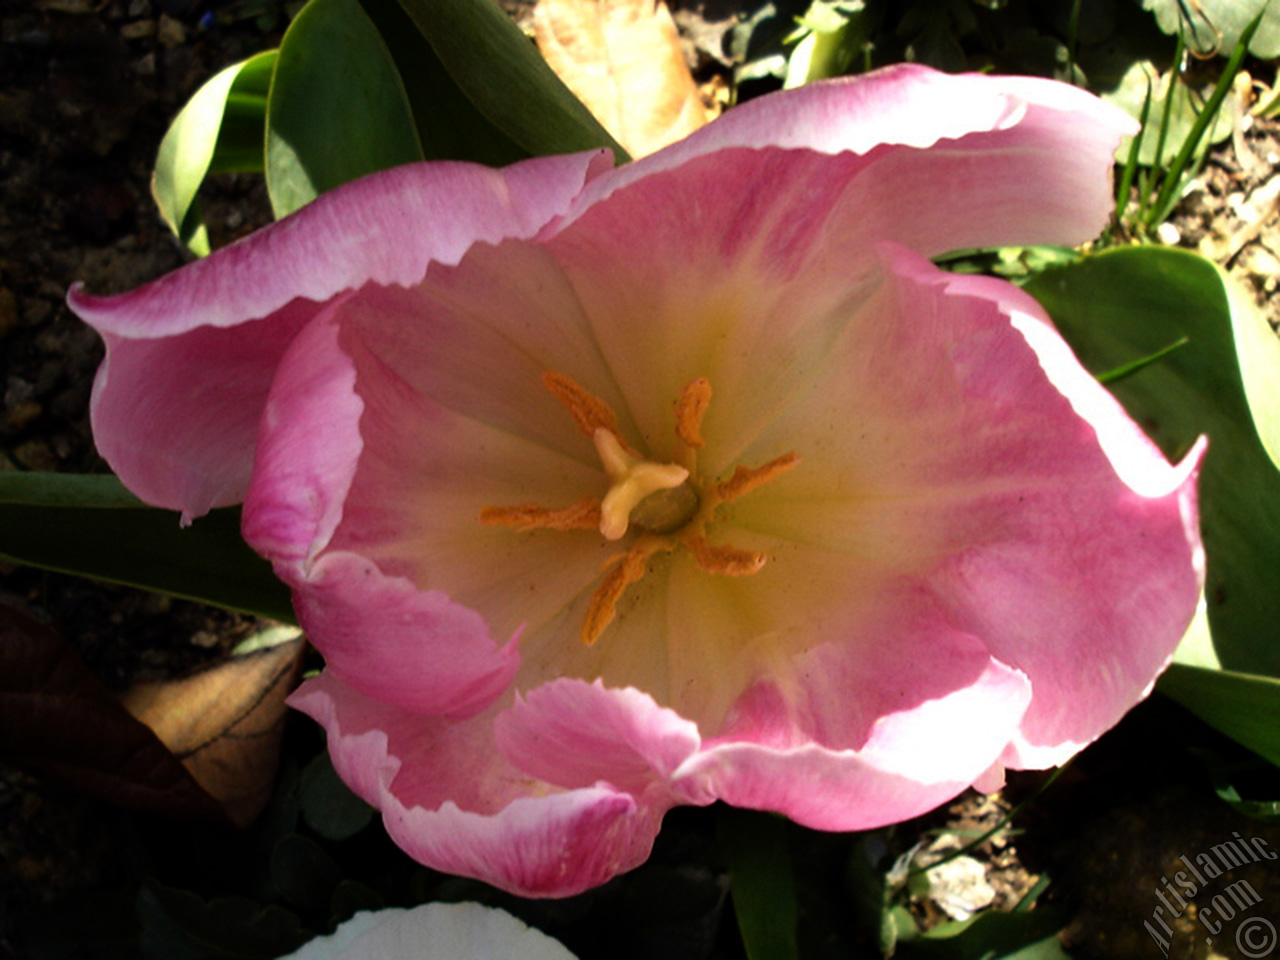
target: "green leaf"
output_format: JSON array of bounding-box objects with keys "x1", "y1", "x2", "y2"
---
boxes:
[
  {"x1": 1214, "y1": 781, "x2": 1280, "y2": 822},
  {"x1": 266, "y1": 0, "x2": 424, "y2": 218},
  {"x1": 153, "y1": 51, "x2": 277, "y2": 256},
  {"x1": 896, "y1": 907, "x2": 1069, "y2": 959},
  {"x1": 845, "y1": 833, "x2": 904, "y2": 956},
  {"x1": 716, "y1": 808, "x2": 799, "y2": 960},
  {"x1": 1103, "y1": 60, "x2": 1235, "y2": 167},
  {"x1": 270, "y1": 834, "x2": 344, "y2": 914},
  {"x1": 782, "y1": 1, "x2": 871, "y2": 88},
  {"x1": 357, "y1": 0, "x2": 527, "y2": 166},
  {"x1": 0, "y1": 473, "x2": 293, "y2": 622},
  {"x1": 299, "y1": 752, "x2": 374, "y2": 841},
  {"x1": 1095, "y1": 336, "x2": 1189, "y2": 384},
  {"x1": 1023, "y1": 248, "x2": 1280, "y2": 761},
  {"x1": 1159, "y1": 665, "x2": 1280, "y2": 767},
  {"x1": 1141, "y1": 0, "x2": 1280, "y2": 58},
  {"x1": 392, "y1": 0, "x2": 627, "y2": 161}
]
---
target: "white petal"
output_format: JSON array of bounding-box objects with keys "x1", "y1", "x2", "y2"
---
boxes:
[{"x1": 279, "y1": 902, "x2": 576, "y2": 960}]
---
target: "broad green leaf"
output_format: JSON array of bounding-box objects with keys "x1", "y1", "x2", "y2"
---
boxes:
[
  {"x1": 393, "y1": 0, "x2": 627, "y2": 161},
  {"x1": 266, "y1": 0, "x2": 424, "y2": 218},
  {"x1": 208, "y1": 55, "x2": 276, "y2": 175},
  {"x1": 1142, "y1": 0, "x2": 1280, "y2": 58},
  {"x1": 1160, "y1": 665, "x2": 1280, "y2": 767},
  {"x1": 358, "y1": 0, "x2": 527, "y2": 166},
  {"x1": 152, "y1": 51, "x2": 276, "y2": 255},
  {"x1": 1023, "y1": 248, "x2": 1280, "y2": 759},
  {"x1": 0, "y1": 473, "x2": 293, "y2": 622},
  {"x1": 716, "y1": 808, "x2": 799, "y2": 960}
]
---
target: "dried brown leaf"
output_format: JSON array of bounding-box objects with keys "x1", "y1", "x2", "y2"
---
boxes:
[
  {"x1": 534, "y1": 0, "x2": 708, "y2": 158},
  {"x1": 122, "y1": 635, "x2": 305, "y2": 827},
  {"x1": 0, "y1": 601, "x2": 225, "y2": 821}
]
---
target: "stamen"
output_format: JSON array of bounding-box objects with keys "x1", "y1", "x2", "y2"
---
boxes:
[
  {"x1": 686, "y1": 535, "x2": 767, "y2": 576},
  {"x1": 581, "y1": 548, "x2": 650, "y2": 645},
  {"x1": 675, "y1": 377, "x2": 712, "y2": 449},
  {"x1": 715, "y1": 452, "x2": 800, "y2": 503},
  {"x1": 479, "y1": 498, "x2": 602, "y2": 532},
  {"x1": 542, "y1": 371, "x2": 623, "y2": 442}
]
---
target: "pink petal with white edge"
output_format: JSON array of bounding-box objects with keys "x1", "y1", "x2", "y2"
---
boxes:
[
  {"x1": 731, "y1": 243, "x2": 1202, "y2": 770},
  {"x1": 90, "y1": 302, "x2": 313, "y2": 520},
  {"x1": 669, "y1": 591, "x2": 1032, "y2": 831},
  {"x1": 289, "y1": 551, "x2": 519, "y2": 717},
  {"x1": 291, "y1": 673, "x2": 669, "y2": 898},
  {"x1": 495, "y1": 680, "x2": 704, "y2": 800},
  {"x1": 71, "y1": 153, "x2": 612, "y2": 339},
  {"x1": 572, "y1": 64, "x2": 1135, "y2": 254},
  {"x1": 69, "y1": 151, "x2": 610, "y2": 516},
  {"x1": 243, "y1": 305, "x2": 519, "y2": 717},
  {"x1": 241, "y1": 300, "x2": 362, "y2": 566},
  {"x1": 545, "y1": 108, "x2": 1133, "y2": 473},
  {"x1": 497, "y1": 622, "x2": 1028, "y2": 832}
]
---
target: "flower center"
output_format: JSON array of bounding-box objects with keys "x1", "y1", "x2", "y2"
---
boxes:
[
  {"x1": 593, "y1": 428, "x2": 694, "y2": 539},
  {"x1": 480, "y1": 372, "x2": 797, "y2": 645}
]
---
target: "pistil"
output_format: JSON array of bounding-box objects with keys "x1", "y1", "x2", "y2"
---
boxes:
[
  {"x1": 479, "y1": 371, "x2": 797, "y2": 646},
  {"x1": 594, "y1": 428, "x2": 691, "y2": 540}
]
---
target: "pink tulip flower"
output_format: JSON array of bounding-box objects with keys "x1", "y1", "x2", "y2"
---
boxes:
[{"x1": 71, "y1": 65, "x2": 1203, "y2": 897}]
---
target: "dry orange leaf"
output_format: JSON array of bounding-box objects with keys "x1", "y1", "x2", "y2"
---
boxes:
[
  {"x1": 122, "y1": 634, "x2": 305, "y2": 827},
  {"x1": 0, "y1": 602, "x2": 225, "y2": 822},
  {"x1": 534, "y1": 0, "x2": 709, "y2": 158}
]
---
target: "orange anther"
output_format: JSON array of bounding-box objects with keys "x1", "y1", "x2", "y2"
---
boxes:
[
  {"x1": 479, "y1": 497, "x2": 602, "y2": 532},
  {"x1": 581, "y1": 548, "x2": 650, "y2": 645},
  {"x1": 686, "y1": 535, "x2": 767, "y2": 577},
  {"x1": 542, "y1": 371, "x2": 623, "y2": 442},
  {"x1": 715, "y1": 452, "x2": 799, "y2": 503},
  {"x1": 674, "y1": 377, "x2": 712, "y2": 449}
]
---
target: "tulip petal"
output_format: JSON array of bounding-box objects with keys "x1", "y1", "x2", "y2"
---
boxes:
[
  {"x1": 495, "y1": 680, "x2": 704, "y2": 799},
  {"x1": 730, "y1": 244, "x2": 1202, "y2": 767},
  {"x1": 291, "y1": 673, "x2": 666, "y2": 897},
  {"x1": 279, "y1": 902, "x2": 577, "y2": 960},
  {"x1": 656, "y1": 582, "x2": 1033, "y2": 830},
  {"x1": 544, "y1": 68, "x2": 1134, "y2": 470},
  {"x1": 244, "y1": 305, "x2": 521, "y2": 716},
  {"x1": 574, "y1": 63, "x2": 1135, "y2": 255},
  {"x1": 680, "y1": 635, "x2": 1030, "y2": 831},
  {"x1": 70, "y1": 151, "x2": 611, "y2": 516},
  {"x1": 90, "y1": 304, "x2": 314, "y2": 521}
]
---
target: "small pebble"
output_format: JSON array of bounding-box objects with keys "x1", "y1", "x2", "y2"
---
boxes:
[
  {"x1": 1156, "y1": 222, "x2": 1182, "y2": 246},
  {"x1": 190, "y1": 629, "x2": 219, "y2": 648},
  {"x1": 13, "y1": 439, "x2": 56, "y2": 471},
  {"x1": 157, "y1": 14, "x2": 185, "y2": 48},
  {"x1": 6, "y1": 400, "x2": 42, "y2": 429},
  {"x1": 120, "y1": 19, "x2": 156, "y2": 39}
]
